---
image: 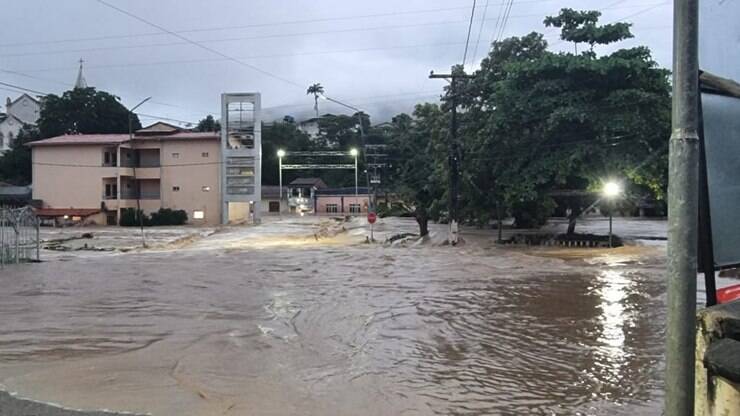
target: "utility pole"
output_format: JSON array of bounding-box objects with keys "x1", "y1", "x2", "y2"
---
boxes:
[
  {"x1": 129, "y1": 97, "x2": 151, "y2": 247},
  {"x1": 665, "y1": 0, "x2": 699, "y2": 415},
  {"x1": 429, "y1": 70, "x2": 475, "y2": 246}
]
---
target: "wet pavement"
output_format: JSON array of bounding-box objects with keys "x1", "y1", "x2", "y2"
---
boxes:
[{"x1": 0, "y1": 217, "x2": 686, "y2": 415}]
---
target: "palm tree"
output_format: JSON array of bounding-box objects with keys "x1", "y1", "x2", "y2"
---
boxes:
[{"x1": 306, "y1": 83, "x2": 324, "y2": 119}]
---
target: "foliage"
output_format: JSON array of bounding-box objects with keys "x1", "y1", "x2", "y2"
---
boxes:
[
  {"x1": 119, "y1": 207, "x2": 188, "y2": 226},
  {"x1": 384, "y1": 9, "x2": 670, "y2": 233},
  {"x1": 385, "y1": 105, "x2": 448, "y2": 236},
  {"x1": 37, "y1": 87, "x2": 139, "y2": 138},
  {"x1": 149, "y1": 208, "x2": 188, "y2": 225},
  {"x1": 544, "y1": 9, "x2": 633, "y2": 49},
  {"x1": 196, "y1": 115, "x2": 220, "y2": 132},
  {"x1": 119, "y1": 208, "x2": 146, "y2": 227},
  {"x1": 306, "y1": 83, "x2": 324, "y2": 118},
  {"x1": 0, "y1": 124, "x2": 41, "y2": 185}
]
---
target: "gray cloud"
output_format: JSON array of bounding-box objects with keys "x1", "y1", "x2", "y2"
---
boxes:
[{"x1": 1, "y1": 0, "x2": 672, "y2": 124}]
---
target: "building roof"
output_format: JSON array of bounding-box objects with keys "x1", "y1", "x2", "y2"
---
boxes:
[
  {"x1": 316, "y1": 187, "x2": 371, "y2": 196},
  {"x1": 133, "y1": 131, "x2": 218, "y2": 141},
  {"x1": 7, "y1": 93, "x2": 41, "y2": 108},
  {"x1": 135, "y1": 121, "x2": 182, "y2": 135},
  {"x1": 289, "y1": 177, "x2": 328, "y2": 188},
  {"x1": 27, "y1": 131, "x2": 219, "y2": 147},
  {"x1": 34, "y1": 208, "x2": 101, "y2": 218},
  {"x1": 0, "y1": 184, "x2": 31, "y2": 202},
  {"x1": 27, "y1": 134, "x2": 130, "y2": 147},
  {"x1": 261, "y1": 185, "x2": 282, "y2": 198}
]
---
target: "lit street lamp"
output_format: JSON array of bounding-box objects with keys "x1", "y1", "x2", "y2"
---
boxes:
[
  {"x1": 277, "y1": 149, "x2": 286, "y2": 215},
  {"x1": 602, "y1": 180, "x2": 622, "y2": 247},
  {"x1": 350, "y1": 148, "x2": 359, "y2": 198}
]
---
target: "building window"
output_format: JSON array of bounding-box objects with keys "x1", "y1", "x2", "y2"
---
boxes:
[
  {"x1": 201, "y1": 152, "x2": 209, "y2": 157},
  {"x1": 202, "y1": 186, "x2": 211, "y2": 192},
  {"x1": 349, "y1": 204, "x2": 361, "y2": 214},
  {"x1": 172, "y1": 152, "x2": 180, "y2": 158},
  {"x1": 269, "y1": 201, "x2": 280, "y2": 212},
  {"x1": 104, "y1": 183, "x2": 118, "y2": 199},
  {"x1": 173, "y1": 186, "x2": 180, "y2": 192},
  {"x1": 103, "y1": 151, "x2": 117, "y2": 166},
  {"x1": 326, "y1": 204, "x2": 338, "y2": 213}
]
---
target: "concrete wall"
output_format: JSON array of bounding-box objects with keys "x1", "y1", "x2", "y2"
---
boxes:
[
  {"x1": 695, "y1": 300, "x2": 740, "y2": 415},
  {"x1": 315, "y1": 195, "x2": 370, "y2": 214},
  {"x1": 33, "y1": 145, "x2": 112, "y2": 208},
  {"x1": 33, "y1": 139, "x2": 222, "y2": 226},
  {"x1": 159, "y1": 140, "x2": 221, "y2": 225}
]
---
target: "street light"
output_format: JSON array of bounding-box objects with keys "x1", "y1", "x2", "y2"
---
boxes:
[
  {"x1": 350, "y1": 148, "x2": 359, "y2": 199},
  {"x1": 602, "y1": 180, "x2": 622, "y2": 247},
  {"x1": 277, "y1": 149, "x2": 286, "y2": 215}
]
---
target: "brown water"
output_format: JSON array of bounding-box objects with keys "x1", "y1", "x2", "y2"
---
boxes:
[{"x1": 0, "y1": 219, "x2": 667, "y2": 415}]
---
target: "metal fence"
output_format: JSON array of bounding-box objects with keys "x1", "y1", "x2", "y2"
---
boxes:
[{"x1": 0, "y1": 206, "x2": 40, "y2": 266}]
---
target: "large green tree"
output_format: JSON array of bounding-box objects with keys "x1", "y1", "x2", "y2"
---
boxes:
[
  {"x1": 385, "y1": 104, "x2": 447, "y2": 236},
  {"x1": 0, "y1": 124, "x2": 41, "y2": 185},
  {"x1": 196, "y1": 115, "x2": 220, "y2": 132},
  {"x1": 38, "y1": 87, "x2": 140, "y2": 138},
  {"x1": 456, "y1": 9, "x2": 670, "y2": 230}
]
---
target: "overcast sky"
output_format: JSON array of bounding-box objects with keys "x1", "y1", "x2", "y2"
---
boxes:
[{"x1": 0, "y1": 0, "x2": 672, "y2": 125}]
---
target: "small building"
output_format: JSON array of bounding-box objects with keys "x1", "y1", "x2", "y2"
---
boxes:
[
  {"x1": 0, "y1": 181, "x2": 32, "y2": 207},
  {"x1": 315, "y1": 187, "x2": 370, "y2": 215},
  {"x1": 0, "y1": 94, "x2": 41, "y2": 153},
  {"x1": 260, "y1": 185, "x2": 288, "y2": 214},
  {"x1": 287, "y1": 177, "x2": 327, "y2": 214},
  {"x1": 297, "y1": 118, "x2": 320, "y2": 141}
]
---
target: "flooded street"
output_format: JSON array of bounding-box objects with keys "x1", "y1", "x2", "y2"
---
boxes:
[{"x1": 0, "y1": 218, "x2": 673, "y2": 415}]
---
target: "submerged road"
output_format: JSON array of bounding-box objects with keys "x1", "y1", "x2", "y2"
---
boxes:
[{"x1": 0, "y1": 217, "x2": 671, "y2": 415}]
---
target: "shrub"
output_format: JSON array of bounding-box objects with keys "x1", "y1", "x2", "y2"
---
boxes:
[
  {"x1": 119, "y1": 208, "x2": 187, "y2": 226},
  {"x1": 119, "y1": 208, "x2": 148, "y2": 227},
  {"x1": 149, "y1": 208, "x2": 188, "y2": 226}
]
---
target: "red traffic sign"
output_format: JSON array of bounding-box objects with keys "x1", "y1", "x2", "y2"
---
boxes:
[{"x1": 367, "y1": 212, "x2": 377, "y2": 224}]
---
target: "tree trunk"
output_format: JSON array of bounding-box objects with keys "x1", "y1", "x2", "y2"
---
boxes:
[
  {"x1": 566, "y1": 207, "x2": 579, "y2": 235},
  {"x1": 496, "y1": 202, "x2": 504, "y2": 242},
  {"x1": 416, "y1": 214, "x2": 429, "y2": 237}
]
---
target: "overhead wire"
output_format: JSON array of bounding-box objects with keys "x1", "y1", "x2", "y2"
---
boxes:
[
  {"x1": 93, "y1": 0, "x2": 304, "y2": 89},
  {"x1": 470, "y1": 0, "x2": 491, "y2": 66},
  {"x1": 0, "y1": 0, "x2": 560, "y2": 49},
  {"x1": 461, "y1": 0, "x2": 478, "y2": 66}
]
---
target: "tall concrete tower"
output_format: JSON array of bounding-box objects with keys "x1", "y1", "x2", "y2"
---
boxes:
[{"x1": 220, "y1": 93, "x2": 261, "y2": 224}]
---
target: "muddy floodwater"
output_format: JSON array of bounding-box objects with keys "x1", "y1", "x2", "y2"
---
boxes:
[{"x1": 0, "y1": 217, "x2": 676, "y2": 415}]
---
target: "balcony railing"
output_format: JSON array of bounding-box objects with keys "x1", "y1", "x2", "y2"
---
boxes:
[{"x1": 119, "y1": 191, "x2": 160, "y2": 200}]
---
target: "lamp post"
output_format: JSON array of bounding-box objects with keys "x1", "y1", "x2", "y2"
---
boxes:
[
  {"x1": 602, "y1": 181, "x2": 622, "y2": 248},
  {"x1": 350, "y1": 148, "x2": 359, "y2": 199},
  {"x1": 129, "y1": 96, "x2": 151, "y2": 247},
  {"x1": 277, "y1": 149, "x2": 286, "y2": 215}
]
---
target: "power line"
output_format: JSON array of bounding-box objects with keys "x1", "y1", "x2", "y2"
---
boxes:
[
  {"x1": 470, "y1": 0, "x2": 491, "y2": 66},
  {"x1": 0, "y1": 81, "x2": 47, "y2": 96},
  {"x1": 11, "y1": 41, "x2": 466, "y2": 74},
  {"x1": 93, "y1": 0, "x2": 304, "y2": 90},
  {"x1": 0, "y1": 0, "x2": 559, "y2": 49},
  {"x1": 0, "y1": 3, "x2": 664, "y2": 59},
  {"x1": 461, "y1": 0, "x2": 478, "y2": 66}
]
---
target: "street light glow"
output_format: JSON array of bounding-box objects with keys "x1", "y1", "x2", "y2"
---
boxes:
[
  {"x1": 350, "y1": 148, "x2": 359, "y2": 157},
  {"x1": 603, "y1": 181, "x2": 622, "y2": 198},
  {"x1": 277, "y1": 149, "x2": 286, "y2": 158}
]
